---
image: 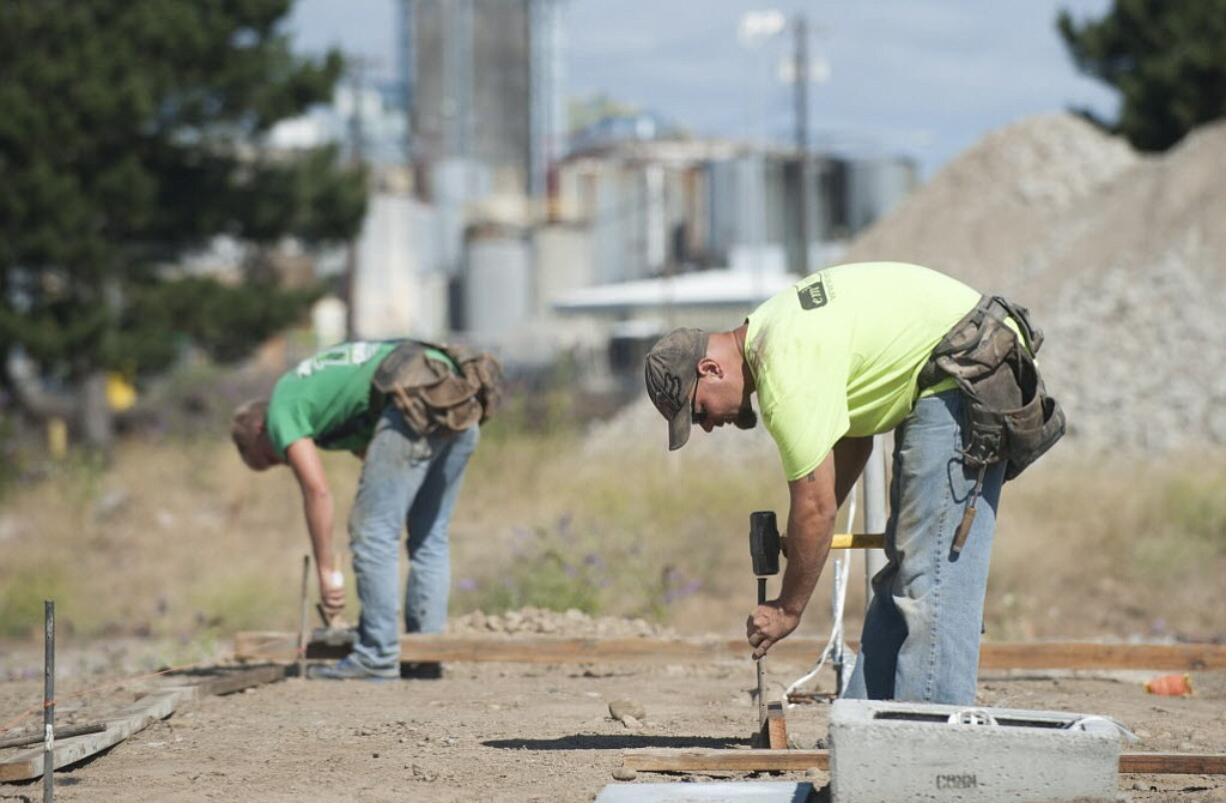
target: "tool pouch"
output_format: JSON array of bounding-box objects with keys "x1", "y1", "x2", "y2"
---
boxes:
[
  {"x1": 371, "y1": 340, "x2": 504, "y2": 436},
  {"x1": 918, "y1": 295, "x2": 1066, "y2": 481}
]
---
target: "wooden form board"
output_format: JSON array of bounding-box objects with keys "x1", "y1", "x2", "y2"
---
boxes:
[
  {"x1": 621, "y1": 749, "x2": 1226, "y2": 775},
  {"x1": 0, "y1": 664, "x2": 287, "y2": 783},
  {"x1": 234, "y1": 631, "x2": 1226, "y2": 671}
]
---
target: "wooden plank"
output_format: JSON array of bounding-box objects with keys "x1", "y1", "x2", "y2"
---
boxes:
[
  {"x1": 0, "y1": 723, "x2": 105, "y2": 751},
  {"x1": 624, "y1": 749, "x2": 828, "y2": 773},
  {"x1": 623, "y1": 749, "x2": 1226, "y2": 776},
  {"x1": 0, "y1": 688, "x2": 187, "y2": 782},
  {"x1": 0, "y1": 665, "x2": 289, "y2": 783},
  {"x1": 1120, "y1": 753, "x2": 1226, "y2": 775},
  {"x1": 171, "y1": 664, "x2": 289, "y2": 698},
  {"x1": 234, "y1": 632, "x2": 833, "y2": 664},
  {"x1": 977, "y1": 643, "x2": 1226, "y2": 671},
  {"x1": 234, "y1": 631, "x2": 1226, "y2": 671}
]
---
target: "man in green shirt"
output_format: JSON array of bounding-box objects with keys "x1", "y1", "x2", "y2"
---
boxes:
[
  {"x1": 231, "y1": 340, "x2": 480, "y2": 680},
  {"x1": 645, "y1": 262, "x2": 1061, "y2": 704}
]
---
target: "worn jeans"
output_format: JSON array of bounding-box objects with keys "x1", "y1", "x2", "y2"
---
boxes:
[
  {"x1": 843, "y1": 390, "x2": 1005, "y2": 705},
  {"x1": 347, "y1": 407, "x2": 479, "y2": 672}
]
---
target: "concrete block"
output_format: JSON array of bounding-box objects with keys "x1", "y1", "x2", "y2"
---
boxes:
[{"x1": 829, "y1": 699, "x2": 1119, "y2": 802}]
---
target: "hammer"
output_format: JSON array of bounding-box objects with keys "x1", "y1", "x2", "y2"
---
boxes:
[{"x1": 748, "y1": 511, "x2": 782, "y2": 730}]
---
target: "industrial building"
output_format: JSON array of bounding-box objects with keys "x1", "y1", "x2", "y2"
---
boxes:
[{"x1": 266, "y1": 1, "x2": 920, "y2": 382}]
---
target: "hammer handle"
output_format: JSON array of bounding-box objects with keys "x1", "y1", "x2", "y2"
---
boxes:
[{"x1": 756, "y1": 576, "x2": 768, "y2": 728}]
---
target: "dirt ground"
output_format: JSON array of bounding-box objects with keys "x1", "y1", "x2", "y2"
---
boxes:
[{"x1": 2, "y1": 647, "x2": 1225, "y2": 802}]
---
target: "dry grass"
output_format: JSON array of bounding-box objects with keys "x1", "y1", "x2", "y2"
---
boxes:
[{"x1": 0, "y1": 427, "x2": 1222, "y2": 648}]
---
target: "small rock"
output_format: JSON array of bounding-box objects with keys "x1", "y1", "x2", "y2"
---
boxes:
[
  {"x1": 611, "y1": 767, "x2": 637, "y2": 781},
  {"x1": 620, "y1": 715, "x2": 641, "y2": 729},
  {"x1": 609, "y1": 699, "x2": 646, "y2": 722}
]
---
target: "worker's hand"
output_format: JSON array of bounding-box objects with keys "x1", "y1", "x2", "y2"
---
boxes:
[
  {"x1": 317, "y1": 567, "x2": 346, "y2": 621},
  {"x1": 746, "y1": 601, "x2": 800, "y2": 660}
]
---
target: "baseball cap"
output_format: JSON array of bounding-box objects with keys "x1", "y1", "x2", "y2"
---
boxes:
[{"x1": 644, "y1": 327, "x2": 708, "y2": 450}]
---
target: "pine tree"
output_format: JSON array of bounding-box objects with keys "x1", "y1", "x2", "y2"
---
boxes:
[
  {"x1": 1059, "y1": 0, "x2": 1226, "y2": 150},
  {"x1": 0, "y1": 0, "x2": 367, "y2": 448}
]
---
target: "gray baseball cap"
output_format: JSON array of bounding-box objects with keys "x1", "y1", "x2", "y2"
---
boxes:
[{"x1": 644, "y1": 327, "x2": 708, "y2": 450}]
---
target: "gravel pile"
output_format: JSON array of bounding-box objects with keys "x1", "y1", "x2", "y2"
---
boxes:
[
  {"x1": 586, "y1": 114, "x2": 1226, "y2": 454},
  {"x1": 846, "y1": 114, "x2": 1226, "y2": 453},
  {"x1": 449, "y1": 607, "x2": 679, "y2": 639}
]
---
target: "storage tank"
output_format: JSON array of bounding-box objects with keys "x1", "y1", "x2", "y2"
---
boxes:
[{"x1": 462, "y1": 224, "x2": 532, "y2": 343}]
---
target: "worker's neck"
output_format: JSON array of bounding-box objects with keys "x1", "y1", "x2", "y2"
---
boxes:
[{"x1": 732, "y1": 324, "x2": 755, "y2": 395}]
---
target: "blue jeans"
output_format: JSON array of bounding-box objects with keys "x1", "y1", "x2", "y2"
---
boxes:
[
  {"x1": 346, "y1": 408, "x2": 479, "y2": 672},
  {"x1": 843, "y1": 390, "x2": 1005, "y2": 705}
]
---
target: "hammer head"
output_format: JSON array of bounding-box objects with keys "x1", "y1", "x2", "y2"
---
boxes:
[{"x1": 749, "y1": 511, "x2": 781, "y2": 576}]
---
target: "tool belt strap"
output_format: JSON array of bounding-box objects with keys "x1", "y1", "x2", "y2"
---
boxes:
[
  {"x1": 371, "y1": 339, "x2": 504, "y2": 436},
  {"x1": 918, "y1": 295, "x2": 1066, "y2": 481}
]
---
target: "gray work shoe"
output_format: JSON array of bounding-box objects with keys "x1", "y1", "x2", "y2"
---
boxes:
[{"x1": 308, "y1": 656, "x2": 398, "y2": 681}]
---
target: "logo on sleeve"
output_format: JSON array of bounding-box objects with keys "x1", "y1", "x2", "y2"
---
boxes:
[{"x1": 797, "y1": 276, "x2": 828, "y2": 310}]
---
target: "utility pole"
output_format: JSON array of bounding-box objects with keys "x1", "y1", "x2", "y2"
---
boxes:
[
  {"x1": 793, "y1": 13, "x2": 812, "y2": 277},
  {"x1": 398, "y1": 0, "x2": 415, "y2": 169}
]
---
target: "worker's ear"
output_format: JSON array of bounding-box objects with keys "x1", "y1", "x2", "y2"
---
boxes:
[{"x1": 696, "y1": 357, "x2": 723, "y2": 379}]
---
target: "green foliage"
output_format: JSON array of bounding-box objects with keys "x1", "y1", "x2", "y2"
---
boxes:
[
  {"x1": 189, "y1": 570, "x2": 289, "y2": 634},
  {"x1": 0, "y1": 0, "x2": 366, "y2": 387},
  {"x1": 1058, "y1": 0, "x2": 1226, "y2": 150},
  {"x1": 122, "y1": 277, "x2": 324, "y2": 371},
  {"x1": 0, "y1": 566, "x2": 70, "y2": 639},
  {"x1": 1161, "y1": 474, "x2": 1226, "y2": 548}
]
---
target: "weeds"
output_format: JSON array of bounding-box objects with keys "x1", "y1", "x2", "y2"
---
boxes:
[
  {"x1": 1, "y1": 424, "x2": 1223, "y2": 645},
  {"x1": 0, "y1": 566, "x2": 71, "y2": 638}
]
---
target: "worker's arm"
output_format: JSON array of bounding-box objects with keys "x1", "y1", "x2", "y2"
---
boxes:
[
  {"x1": 832, "y1": 435, "x2": 873, "y2": 508},
  {"x1": 284, "y1": 438, "x2": 346, "y2": 615},
  {"x1": 747, "y1": 451, "x2": 839, "y2": 659}
]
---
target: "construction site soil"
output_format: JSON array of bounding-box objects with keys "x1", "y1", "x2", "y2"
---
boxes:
[
  {"x1": 2, "y1": 645, "x2": 1225, "y2": 802},
  {"x1": 4, "y1": 114, "x2": 1226, "y2": 801}
]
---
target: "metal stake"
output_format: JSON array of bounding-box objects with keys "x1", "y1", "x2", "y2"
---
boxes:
[
  {"x1": 755, "y1": 577, "x2": 767, "y2": 729},
  {"x1": 43, "y1": 599, "x2": 55, "y2": 803},
  {"x1": 297, "y1": 555, "x2": 311, "y2": 679}
]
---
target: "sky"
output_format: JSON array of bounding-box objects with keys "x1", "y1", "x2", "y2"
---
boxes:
[{"x1": 288, "y1": 0, "x2": 1118, "y2": 176}]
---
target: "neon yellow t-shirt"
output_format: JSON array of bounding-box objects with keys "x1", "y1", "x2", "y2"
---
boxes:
[{"x1": 744, "y1": 262, "x2": 981, "y2": 481}]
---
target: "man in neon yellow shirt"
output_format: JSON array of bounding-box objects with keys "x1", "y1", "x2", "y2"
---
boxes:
[{"x1": 644, "y1": 262, "x2": 1061, "y2": 704}]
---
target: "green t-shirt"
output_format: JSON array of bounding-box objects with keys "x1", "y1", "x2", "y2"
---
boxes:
[
  {"x1": 745, "y1": 262, "x2": 981, "y2": 481},
  {"x1": 266, "y1": 341, "x2": 455, "y2": 457}
]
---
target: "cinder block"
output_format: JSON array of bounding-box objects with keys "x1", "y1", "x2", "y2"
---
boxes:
[{"x1": 829, "y1": 699, "x2": 1120, "y2": 802}]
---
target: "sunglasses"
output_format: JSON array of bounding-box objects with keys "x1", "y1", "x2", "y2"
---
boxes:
[{"x1": 689, "y1": 382, "x2": 706, "y2": 425}]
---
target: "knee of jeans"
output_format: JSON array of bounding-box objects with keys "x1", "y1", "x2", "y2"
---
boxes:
[
  {"x1": 349, "y1": 516, "x2": 402, "y2": 552},
  {"x1": 893, "y1": 592, "x2": 935, "y2": 630}
]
